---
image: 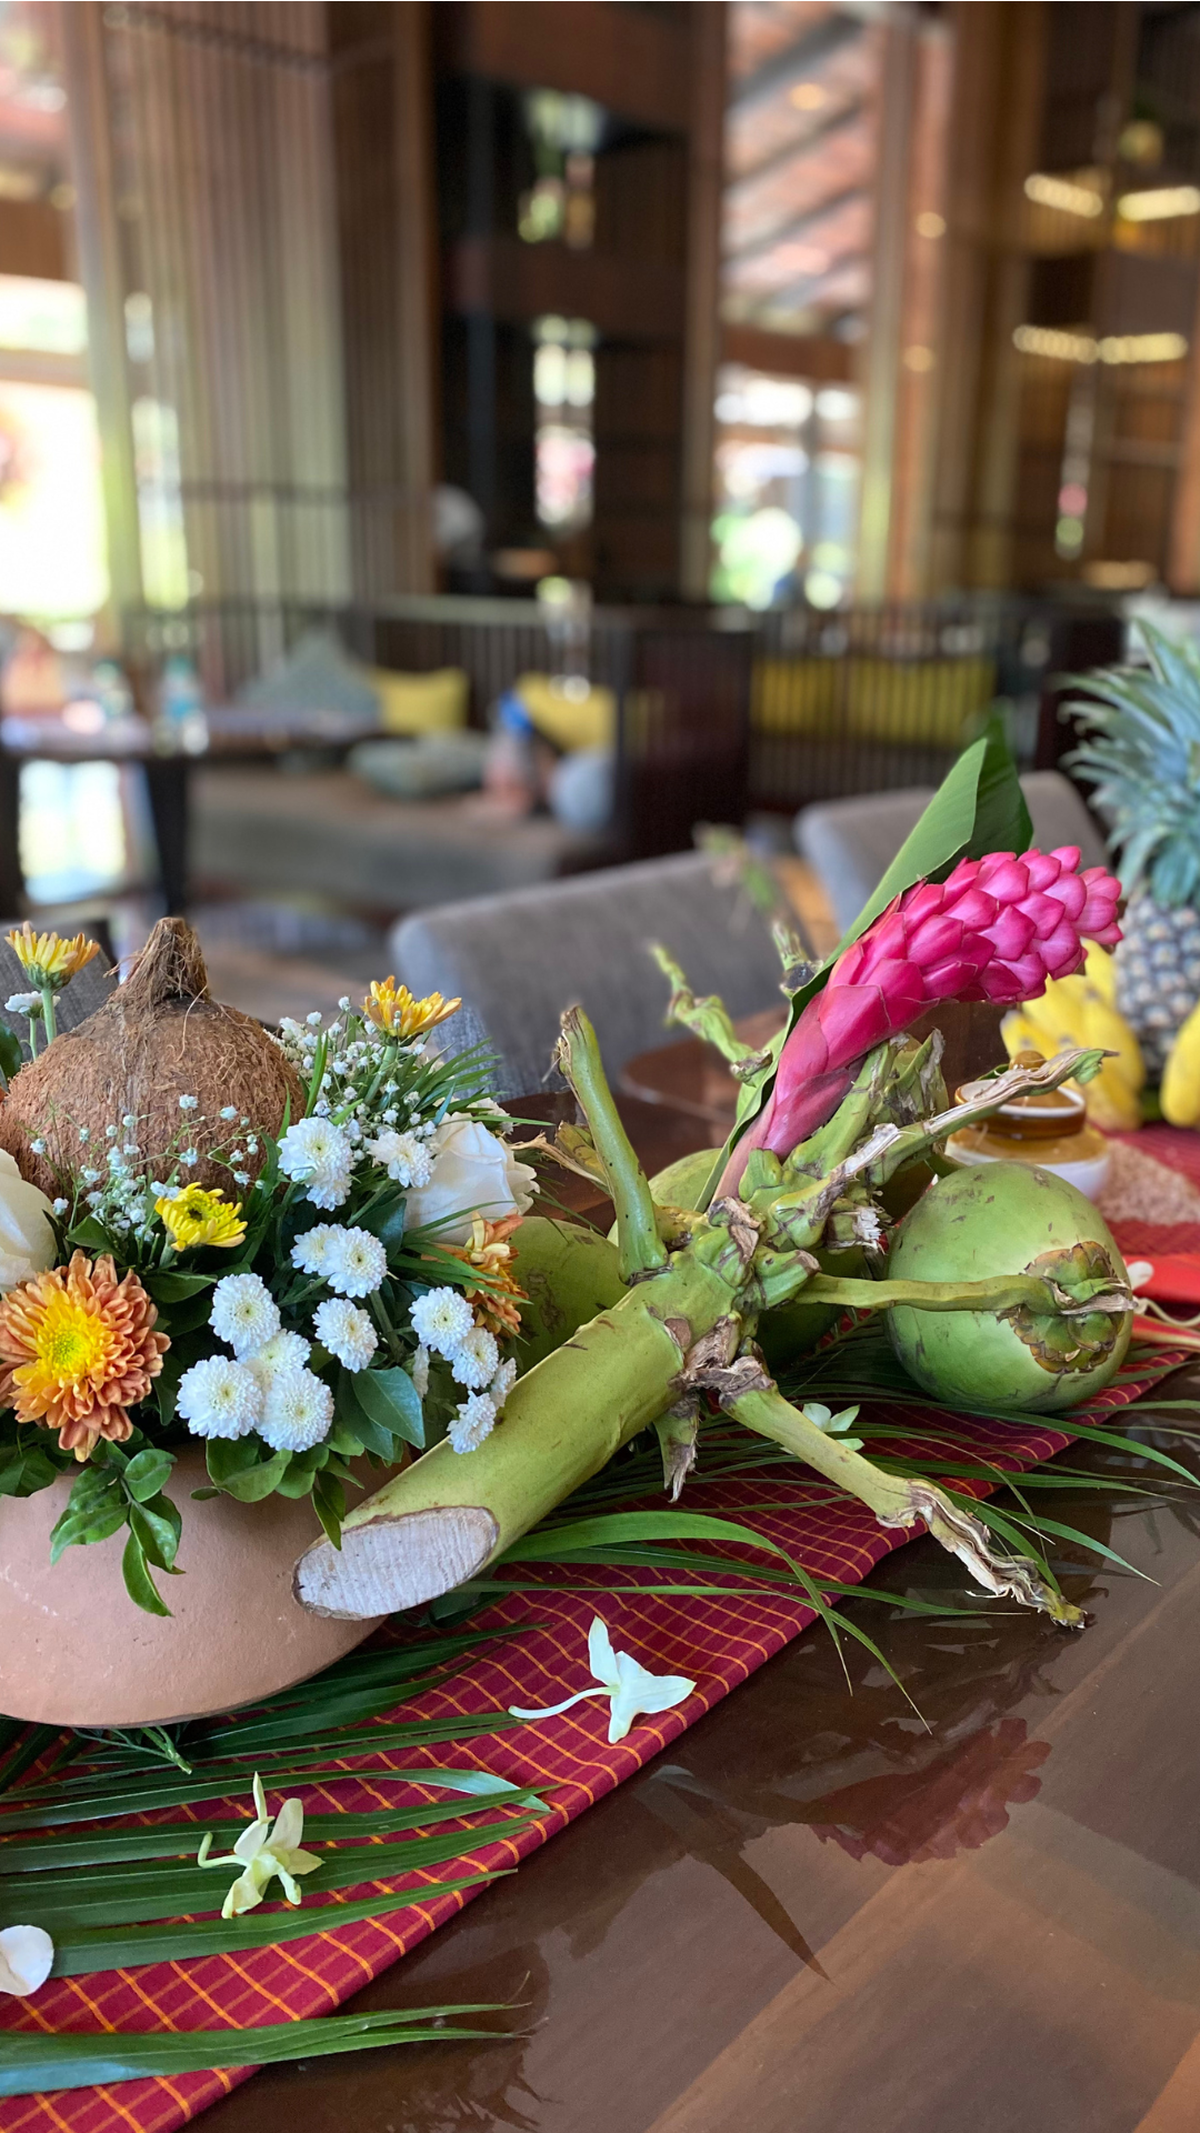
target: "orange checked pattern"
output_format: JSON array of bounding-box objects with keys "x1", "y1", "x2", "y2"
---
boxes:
[{"x1": 0, "y1": 1337, "x2": 1181, "y2": 2133}]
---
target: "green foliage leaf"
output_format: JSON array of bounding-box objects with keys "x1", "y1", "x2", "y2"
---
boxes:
[
  {"x1": 204, "y1": 1438, "x2": 291, "y2": 1501},
  {"x1": 121, "y1": 1529, "x2": 172, "y2": 1616},
  {"x1": 128, "y1": 1493, "x2": 181, "y2": 1572},
  {"x1": 145, "y1": 1270, "x2": 217, "y2": 1301},
  {"x1": 0, "y1": 1025, "x2": 22, "y2": 1082},
  {"x1": 65, "y1": 1215, "x2": 111, "y2": 1251},
  {"x1": 121, "y1": 1448, "x2": 175, "y2": 1504},
  {"x1": 48, "y1": 1469, "x2": 126, "y2": 1564},
  {"x1": 357, "y1": 1189, "x2": 409, "y2": 1253},
  {"x1": 0, "y1": 1439, "x2": 63, "y2": 1500},
  {"x1": 312, "y1": 1466, "x2": 346, "y2": 1548},
  {"x1": 350, "y1": 1364, "x2": 425, "y2": 1448}
]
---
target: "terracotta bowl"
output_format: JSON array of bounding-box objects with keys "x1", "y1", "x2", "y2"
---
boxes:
[{"x1": 0, "y1": 1449, "x2": 384, "y2": 1729}]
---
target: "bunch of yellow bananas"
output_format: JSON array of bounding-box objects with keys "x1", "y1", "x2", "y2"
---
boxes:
[{"x1": 1001, "y1": 945, "x2": 1145, "y2": 1132}]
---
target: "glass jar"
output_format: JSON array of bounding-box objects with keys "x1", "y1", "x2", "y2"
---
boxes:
[{"x1": 945, "y1": 1078, "x2": 1112, "y2": 1202}]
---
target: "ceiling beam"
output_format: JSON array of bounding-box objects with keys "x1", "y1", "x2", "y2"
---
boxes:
[
  {"x1": 724, "y1": 182, "x2": 867, "y2": 267},
  {"x1": 752, "y1": 246, "x2": 869, "y2": 316},
  {"x1": 726, "y1": 98, "x2": 866, "y2": 198},
  {"x1": 730, "y1": 12, "x2": 863, "y2": 112}
]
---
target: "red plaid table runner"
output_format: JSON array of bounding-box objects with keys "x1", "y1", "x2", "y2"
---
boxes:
[{"x1": 2, "y1": 1162, "x2": 1194, "y2": 2130}]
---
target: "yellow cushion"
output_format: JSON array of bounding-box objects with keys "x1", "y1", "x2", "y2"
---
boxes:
[
  {"x1": 846, "y1": 656, "x2": 996, "y2": 747},
  {"x1": 751, "y1": 658, "x2": 840, "y2": 735},
  {"x1": 370, "y1": 666, "x2": 470, "y2": 736},
  {"x1": 514, "y1": 672, "x2": 616, "y2": 753}
]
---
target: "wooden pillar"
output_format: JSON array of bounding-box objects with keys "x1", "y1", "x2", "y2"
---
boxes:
[
  {"x1": 884, "y1": 17, "x2": 953, "y2": 599},
  {"x1": 924, "y1": 2, "x2": 1046, "y2": 592},
  {"x1": 856, "y1": 11, "x2": 918, "y2": 603},
  {"x1": 60, "y1": 1, "x2": 143, "y2": 622},
  {"x1": 330, "y1": 1, "x2": 438, "y2": 596},
  {"x1": 679, "y1": 0, "x2": 726, "y2": 602}
]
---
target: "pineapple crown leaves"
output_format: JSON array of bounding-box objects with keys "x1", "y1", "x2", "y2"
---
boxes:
[{"x1": 1064, "y1": 619, "x2": 1200, "y2": 910}]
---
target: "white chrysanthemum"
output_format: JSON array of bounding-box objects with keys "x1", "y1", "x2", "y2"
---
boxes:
[
  {"x1": 259, "y1": 1366, "x2": 335, "y2": 1452},
  {"x1": 410, "y1": 1286, "x2": 474, "y2": 1359},
  {"x1": 176, "y1": 1356, "x2": 263, "y2": 1440},
  {"x1": 410, "y1": 1343, "x2": 430, "y2": 1398},
  {"x1": 290, "y1": 1224, "x2": 343, "y2": 1277},
  {"x1": 448, "y1": 1392, "x2": 497, "y2": 1454},
  {"x1": 210, "y1": 1272, "x2": 281, "y2": 1359},
  {"x1": 247, "y1": 1328, "x2": 312, "y2": 1392},
  {"x1": 325, "y1": 1226, "x2": 387, "y2": 1299},
  {"x1": 314, "y1": 1297, "x2": 377, "y2": 1372},
  {"x1": 489, "y1": 1357, "x2": 518, "y2": 1411},
  {"x1": 278, "y1": 1117, "x2": 353, "y2": 1209},
  {"x1": 305, "y1": 1164, "x2": 351, "y2": 1212},
  {"x1": 450, "y1": 1324, "x2": 499, "y2": 1390},
  {"x1": 366, "y1": 1128, "x2": 434, "y2": 1189}
]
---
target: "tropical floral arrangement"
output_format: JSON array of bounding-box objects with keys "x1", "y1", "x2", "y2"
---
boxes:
[
  {"x1": 0, "y1": 918, "x2": 534, "y2": 1613},
  {"x1": 288, "y1": 731, "x2": 1141, "y2": 1630}
]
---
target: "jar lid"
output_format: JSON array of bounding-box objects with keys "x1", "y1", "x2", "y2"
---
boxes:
[{"x1": 954, "y1": 1077, "x2": 1087, "y2": 1141}]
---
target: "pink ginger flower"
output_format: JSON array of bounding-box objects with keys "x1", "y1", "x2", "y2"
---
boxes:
[{"x1": 723, "y1": 845, "x2": 1121, "y2": 1192}]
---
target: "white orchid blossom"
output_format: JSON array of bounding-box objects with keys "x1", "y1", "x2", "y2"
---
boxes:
[
  {"x1": 197, "y1": 1773, "x2": 322, "y2": 1918},
  {"x1": 0, "y1": 1924, "x2": 54, "y2": 1996},
  {"x1": 509, "y1": 1615, "x2": 695, "y2": 1744}
]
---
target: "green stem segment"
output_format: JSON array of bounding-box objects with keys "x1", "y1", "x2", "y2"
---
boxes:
[
  {"x1": 554, "y1": 1006, "x2": 667, "y2": 1283},
  {"x1": 729, "y1": 1385, "x2": 1083, "y2": 1628}
]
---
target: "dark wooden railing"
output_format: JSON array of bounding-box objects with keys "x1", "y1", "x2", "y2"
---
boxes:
[{"x1": 123, "y1": 592, "x2": 1124, "y2": 858}]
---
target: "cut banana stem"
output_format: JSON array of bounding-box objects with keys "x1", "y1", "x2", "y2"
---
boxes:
[
  {"x1": 729, "y1": 1386, "x2": 1084, "y2": 1627},
  {"x1": 295, "y1": 1253, "x2": 738, "y2": 1619}
]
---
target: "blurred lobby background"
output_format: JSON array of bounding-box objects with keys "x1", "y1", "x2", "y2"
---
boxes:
[{"x1": 1, "y1": 0, "x2": 1199, "y2": 1021}]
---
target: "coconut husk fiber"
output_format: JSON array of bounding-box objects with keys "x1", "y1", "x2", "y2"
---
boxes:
[{"x1": 0, "y1": 918, "x2": 306, "y2": 1198}]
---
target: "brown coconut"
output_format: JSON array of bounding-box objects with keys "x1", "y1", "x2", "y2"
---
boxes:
[{"x1": 0, "y1": 917, "x2": 305, "y2": 1198}]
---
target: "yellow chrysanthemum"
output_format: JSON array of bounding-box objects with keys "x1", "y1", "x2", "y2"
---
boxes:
[
  {"x1": 5, "y1": 924, "x2": 100, "y2": 992},
  {"x1": 363, "y1": 978, "x2": 461, "y2": 1040},
  {"x1": 155, "y1": 1184, "x2": 246, "y2": 1252}
]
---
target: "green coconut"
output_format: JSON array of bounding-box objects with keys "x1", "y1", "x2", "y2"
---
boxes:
[
  {"x1": 648, "y1": 1146, "x2": 721, "y2": 1211},
  {"x1": 887, "y1": 1162, "x2": 1132, "y2": 1413}
]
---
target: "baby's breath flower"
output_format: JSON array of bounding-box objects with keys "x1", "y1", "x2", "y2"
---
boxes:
[
  {"x1": 179, "y1": 1094, "x2": 199, "y2": 1111},
  {"x1": 220, "y1": 1105, "x2": 238, "y2": 1120}
]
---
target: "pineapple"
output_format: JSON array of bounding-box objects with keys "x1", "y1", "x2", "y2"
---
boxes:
[{"x1": 1068, "y1": 620, "x2": 1200, "y2": 1076}]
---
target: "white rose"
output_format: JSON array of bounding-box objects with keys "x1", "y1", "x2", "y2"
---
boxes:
[
  {"x1": 404, "y1": 1117, "x2": 535, "y2": 1244},
  {"x1": 0, "y1": 1150, "x2": 56, "y2": 1291}
]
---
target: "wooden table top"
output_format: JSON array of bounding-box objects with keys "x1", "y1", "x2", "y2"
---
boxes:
[{"x1": 201, "y1": 1055, "x2": 1200, "y2": 2133}]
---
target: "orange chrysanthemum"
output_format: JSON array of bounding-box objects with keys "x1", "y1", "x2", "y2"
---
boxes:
[
  {"x1": 439, "y1": 1213, "x2": 528, "y2": 1339},
  {"x1": 0, "y1": 1251, "x2": 169, "y2": 1462}
]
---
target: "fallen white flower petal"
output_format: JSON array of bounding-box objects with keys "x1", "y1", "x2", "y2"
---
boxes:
[
  {"x1": 509, "y1": 1615, "x2": 695, "y2": 1744},
  {"x1": 0, "y1": 1924, "x2": 54, "y2": 1996}
]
